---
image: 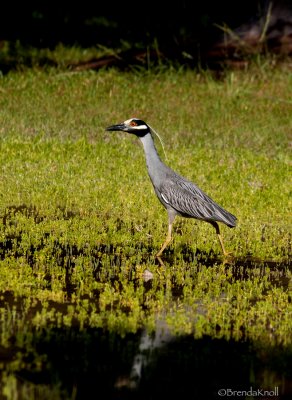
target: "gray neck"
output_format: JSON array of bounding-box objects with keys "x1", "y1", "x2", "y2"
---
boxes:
[{"x1": 139, "y1": 132, "x2": 164, "y2": 183}]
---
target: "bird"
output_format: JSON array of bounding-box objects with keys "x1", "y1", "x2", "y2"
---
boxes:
[{"x1": 106, "y1": 118, "x2": 237, "y2": 258}]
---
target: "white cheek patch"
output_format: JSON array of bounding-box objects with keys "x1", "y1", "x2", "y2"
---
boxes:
[{"x1": 135, "y1": 124, "x2": 147, "y2": 130}]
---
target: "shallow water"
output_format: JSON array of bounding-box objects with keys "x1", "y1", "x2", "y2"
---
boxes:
[
  {"x1": 0, "y1": 255, "x2": 291, "y2": 399},
  {"x1": 0, "y1": 319, "x2": 291, "y2": 399}
]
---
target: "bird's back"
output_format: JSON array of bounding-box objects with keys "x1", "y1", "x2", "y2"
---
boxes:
[{"x1": 154, "y1": 166, "x2": 237, "y2": 228}]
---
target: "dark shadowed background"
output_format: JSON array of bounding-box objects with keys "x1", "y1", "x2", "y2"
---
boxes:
[{"x1": 0, "y1": 0, "x2": 292, "y2": 70}]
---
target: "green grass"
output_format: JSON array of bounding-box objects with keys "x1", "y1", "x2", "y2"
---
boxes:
[
  {"x1": 0, "y1": 65, "x2": 290, "y2": 258},
  {"x1": 0, "y1": 61, "x2": 291, "y2": 397}
]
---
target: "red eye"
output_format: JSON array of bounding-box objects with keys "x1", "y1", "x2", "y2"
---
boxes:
[{"x1": 130, "y1": 121, "x2": 137, "y2": 126}]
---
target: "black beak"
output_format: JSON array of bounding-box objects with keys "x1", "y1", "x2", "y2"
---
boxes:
[{"x1": 105, "y1": 123, "x2": 126, "y2": 132}]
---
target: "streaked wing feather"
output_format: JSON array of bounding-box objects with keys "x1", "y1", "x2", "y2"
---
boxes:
[
  {"x1": 161, "y1": 184, "x2": 215, "y2": 220},
  {"x1": 160, "y1": 178, "x2": 236, "y2": 226}
]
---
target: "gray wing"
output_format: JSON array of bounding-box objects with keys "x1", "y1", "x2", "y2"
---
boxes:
[{"x1": 160, "y1": 177, "x2": 237, "y2": 227}]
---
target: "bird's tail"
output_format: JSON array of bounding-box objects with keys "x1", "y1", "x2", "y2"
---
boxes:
[
  {"x1": 210, "y1": 201, "x2": 237, "y2": 228},
  {"x1": 221, "y1": 210, "x2": 237, "y2": 228}
]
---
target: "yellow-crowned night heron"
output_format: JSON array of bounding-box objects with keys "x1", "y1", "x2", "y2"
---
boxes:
[{"x1": 106, "y1": 118, "x2": 237, "y2": 257}]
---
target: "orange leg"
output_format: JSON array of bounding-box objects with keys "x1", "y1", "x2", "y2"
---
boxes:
[
  {"x1": 209, "y1": 221, "x2": 232, "y2": 257},
  {"x1": 156, "y1": 222, "x2": 173, "y2": 258}
]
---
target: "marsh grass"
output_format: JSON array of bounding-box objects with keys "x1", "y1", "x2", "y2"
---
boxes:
[{"x1": 0, "y1": 60, "x2": 291, "y2": 397}]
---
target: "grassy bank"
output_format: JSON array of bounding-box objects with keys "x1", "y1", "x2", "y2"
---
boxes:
[{"x1": 0, "y1": 65, "x2": 290, "y2": 258}]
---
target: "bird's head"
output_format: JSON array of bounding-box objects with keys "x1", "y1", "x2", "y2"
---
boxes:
[{"x1": 106, "y1": 118, "x2": 150, "y2": 137}]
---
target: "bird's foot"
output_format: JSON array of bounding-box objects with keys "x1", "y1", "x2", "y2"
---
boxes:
[
  {"x1": 155, "y1": 250, "x2": 164, "y2": 258},
  {"x1": 156, "y1": 255, "x2": 166, "y2": 268},
  {"x1": 222, "y1": 251, "x2": 235, "y2": 263}
]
